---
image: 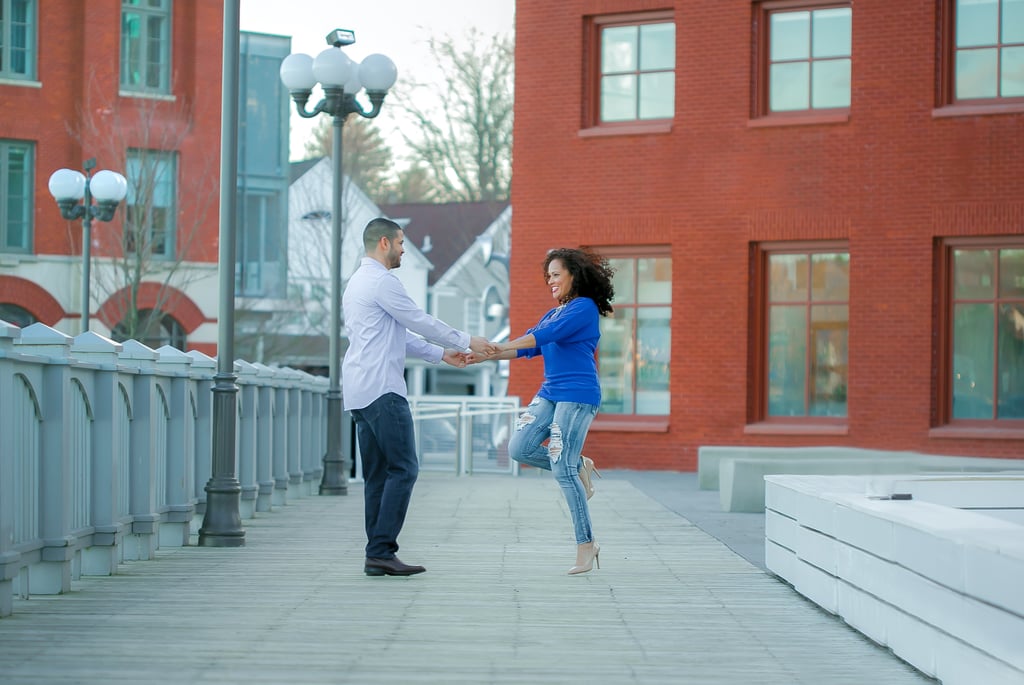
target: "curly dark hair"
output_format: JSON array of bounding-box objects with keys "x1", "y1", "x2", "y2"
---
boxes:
[{"x1": 543, "y1": 248, "x2": 615, "y2": 317}]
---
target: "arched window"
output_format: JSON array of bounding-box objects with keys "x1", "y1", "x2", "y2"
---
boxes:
[
  {"x1": 111, "y1": 309, "x2": 186, "y2": 351},
  {"x1": 0, "y1": 303, "x2": 37, "y2": 328}
]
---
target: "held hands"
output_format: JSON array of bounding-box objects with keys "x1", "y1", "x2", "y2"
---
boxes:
[
  {"x1": 444, "y1": 339, "x2": 503, "y2": 368},
  {"x1": 442, "y1": 349, "x2": 470, "y2": 368},
  {"x1": 468, "y1": 336, "x2": 500, "y2": 358},
  {"x1": 465, "y1": 340, "x2": 509, "y2": 365}
]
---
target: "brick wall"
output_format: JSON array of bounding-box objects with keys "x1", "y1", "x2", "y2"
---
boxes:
[
  {"x1": 510, "y1": 0, "x2": 1024, "y2": 470},
  {"x1": 1, "y1": 0, "x2": 223, "y2": 349}
]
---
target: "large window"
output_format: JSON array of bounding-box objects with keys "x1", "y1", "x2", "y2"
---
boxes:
[
  {"x1": 947, "y1": 0, "x2": 1024, "y2": 102},
  {"x1": 236, "y1": 190, "x2": 284, "y2": 297},
  {"x1": 0, "y1": 0, "x2": 36, "y2": 80},
  {"x1": 756, "y1": 2, "x2": 852, "y2": 116},
  {"x1": 120, "y1": 0, "x2": 171, "y2": 94},
  {"x1": 126, "y1": 149, "x2": 176, "y2": 259},
  {"x1": 598, "y1": 252, "x2": 672, "y2": 417},
  {"x1": 587, "y1": 12, "x2": 675, "y2": 126},
  {"x1": 754, "y1": 244, "x2": 849, "y2": 420},
  {"x1": 0, "y1": 139, "x2": 32, "y2": 253},
  {"x1": 942, "y1": 240, "x2": 1024, "y2": 421}
]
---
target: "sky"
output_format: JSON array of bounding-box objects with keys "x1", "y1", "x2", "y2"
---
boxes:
[{"x1": 239, "y1": 0, "x2": 516, "y2": 162}]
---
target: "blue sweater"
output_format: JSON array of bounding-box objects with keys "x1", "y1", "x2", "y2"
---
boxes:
[{"x1": 517, "y1": 297, "x2": 601, "y2": 406}]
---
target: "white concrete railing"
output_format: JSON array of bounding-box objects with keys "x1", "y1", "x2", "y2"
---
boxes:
[{"x1": 0, "y1": 320, "x2": 329, "y2": 618}]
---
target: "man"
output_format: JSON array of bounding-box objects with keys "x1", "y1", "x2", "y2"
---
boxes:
[{"x1": 342, "y1": 217, "x2": 495, "y2": 576}]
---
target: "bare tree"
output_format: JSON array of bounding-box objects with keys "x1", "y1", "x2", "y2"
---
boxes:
[
  {"x1": 304, "y1": 115, "x2": 394, "y2": 204},
  {"x1": 387, "y1": 163, "x2": 434, "y2": 203},
  {"x1": 69, "y1": 74, "x2": 217, "y2": 348},
  {"x1": 395, "y1": 29, "x2": 513, "y2": 203}
]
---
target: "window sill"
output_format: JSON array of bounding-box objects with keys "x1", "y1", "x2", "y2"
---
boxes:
[
  {"x1": 578, "y1": 121, "x2": 673, "y2": 138},
  {"x1": 119, "y1": 90, "x2": 177, "y2": 102},
  {"x1": 747, "y1": 110, "x2": 850, "y2": 128},
  {"x1": 591, "y1": 417, "x2": 669, "y2": 433},
  {"x1": 928, "y1": 425, "x2": 1024, "y2": 440},
  {"x1": 932, "y1": 102, "x2": 1024, "y2": 118},
  {"x1": 744, "y1": 421, "x2": 849, "y2": 436},
  {"x1": 0, "y1": 77, "x2": 41, "y2": 89}
]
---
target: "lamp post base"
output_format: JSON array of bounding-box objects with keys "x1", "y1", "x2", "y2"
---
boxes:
[{"x1": 198, "y1": 478, "x2": 246, "y2": 547}]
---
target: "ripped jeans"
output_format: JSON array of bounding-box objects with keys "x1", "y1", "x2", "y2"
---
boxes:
[{"x1": 507, "y1": 396, "x2": 598, "y2": 544}]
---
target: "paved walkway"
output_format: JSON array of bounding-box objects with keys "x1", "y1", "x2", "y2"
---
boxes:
[{"x1": 0, "y1": 471, "x2": 934, "y2": 684}]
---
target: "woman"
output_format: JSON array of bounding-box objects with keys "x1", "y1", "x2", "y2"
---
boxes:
[{"x1": 475, "y1": 248, "x2": 615, "y2": 575}]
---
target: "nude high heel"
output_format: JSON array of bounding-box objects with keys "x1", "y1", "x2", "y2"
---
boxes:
[
  {"x1": 578, "y1": 456, "x2": 602, "y2": 500},
  {"x1": 568, "y1": 541, "x2": 600, "y2": 575}
]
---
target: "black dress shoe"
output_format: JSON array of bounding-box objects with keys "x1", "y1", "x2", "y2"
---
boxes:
[{"x1": 364, "y1": 556, "x2": 426, "y2": 576}]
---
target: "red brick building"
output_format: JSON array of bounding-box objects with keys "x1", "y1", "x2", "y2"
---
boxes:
[
  {"x1": 509, "y1": 0, "x2": 1024, "y2": 470},
  {"x1": 0, "y1": 0, "x2": 224, "y2": 354}
]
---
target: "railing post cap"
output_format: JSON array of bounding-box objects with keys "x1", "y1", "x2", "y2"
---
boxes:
[
  {"x1": 0, "y1": 318, "x2": 22, "y2": 341},
  {"x1": 71, "y1": 330, "x2": 123, "y2": 354},
  {"x1": 235, "y1": 359, "x2": 259, "y2": 378},
  {"x1": 185, "y1": 349, "x2": 216, "y2": 369},
  {"x1": 118, "y1": 338, "x2": 158, "y2": 362},
  {"x1": 13, "y1": 322, "x2": 72, "y2": 359}
]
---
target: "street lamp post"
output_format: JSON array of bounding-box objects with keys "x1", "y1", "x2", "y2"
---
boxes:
[
  {"x1": 280, "y1": 30, "x2": 397, "y2": 496},
  {"x1": 48, "y1": 159, "x2": 128, "y2": 333}
]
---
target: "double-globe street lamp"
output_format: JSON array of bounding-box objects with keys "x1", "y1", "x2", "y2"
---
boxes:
[
  {"x1": 280, "y1": 30, "x2": 397, "y2": 495},
  {"x1": 48, "y1": 158, "x2": 128, "y2": 333}
]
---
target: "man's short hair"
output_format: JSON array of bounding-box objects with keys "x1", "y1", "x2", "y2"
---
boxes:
[{"x1": 363, "y1": 217, "x2": 402, "y2": 252}]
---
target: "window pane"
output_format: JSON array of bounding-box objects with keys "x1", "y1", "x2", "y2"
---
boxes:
[
  {"x1": 1002, "y1": 46, "x2": 1024, "y2": 97},
  {"x1": 121, "y1": 12, "x2": 142, "y2": 86},
  {"x1": 0, "y1": 303, "x2": 36, "y2": 327},
  {"x1": 810, "y1": 304, "x2": 848, "y2": 417},
  {"x1": 1005, "y1": 0, "x2": 1024, "y2": 42},
  {"x1": 5, "y1": 145, "x2": 31, "y2": 250},
  {"x1": 639, "y1": 22, "x2": 674, "y2": 71},
  {"x1": 954, "y1": 248, "x2": 995, "y2": 298},
  {"x1": 635, "y1": 306, "x2": 671, "y2": 415},
  {"x1": 602, "y1": 26, "x2": 637, "y2": 73},
  {"x1": 957, "y1": 0, "x2": 1000, "y2": 47},
  {"x1": 609, "y1": 258, "x2": 635, "y2": 302},
  {"x1": 768, "y1": 305, "x2": 807, "y2": 416},
  {"x1": 771, "y1": 11, "x2": 810, "y2": 61},
  {"x1": 638, "y1": 71, "x2": 674, "y2": 119},
  {"x1": 769, "y1": 253, "x2": 809, "y2": 302},
  {"x1": 9, "y1": 0, "x2": 33, "y2": 76},
  {"x1": 599, "y1": 308, "x2": 635, "y2": 414},
  {"x1": 811, "y1": 59, "x2": 851, "y2": 108},
  {"x1": 637, "y1": 257, "x2": 672, "y2": 303},
  {"x1": 812, "y1": 8, "x2": 851, "y2": 59},
  {"x1": 601, "y1": 74, "x2": 636, "y2": 122},
  {"x1": 770, "y1": 62, "x2": 810, "y2": 111},
  {"x1": 811, "y1": 253, "x2": 850, "y2": 301},
  {"x1": 953, "y1": 303, "x2": 995, "y2": 418},
  {"x1": 957, "y1": 48, "x2": 999, "y2": 98},
  {"x1": 997, "y1": 303, "x2": 1024, "y2": 418},
  {"x1": 145, "y1": 15, "x2": 163, "y2": 88},
  {"x1": 999, "y1": 248, "x2": 1024, "y2": 297}
]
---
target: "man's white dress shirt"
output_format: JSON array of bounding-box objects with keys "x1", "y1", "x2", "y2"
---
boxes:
[{"x1": 342, "y1": 257, "x2": 470, "y2": 411}]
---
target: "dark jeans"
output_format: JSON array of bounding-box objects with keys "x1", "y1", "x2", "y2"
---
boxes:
[{"x1": 351, "y1": 393, "x2": 419, "y2": 559}]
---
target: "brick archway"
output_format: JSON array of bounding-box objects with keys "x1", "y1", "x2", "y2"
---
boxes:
[
  {"x1": 96, "y1": 283, "x2": 209, "y2": 334},
  {"x1": 0, "y1": 276, "x2": 66, "y2": 325}
]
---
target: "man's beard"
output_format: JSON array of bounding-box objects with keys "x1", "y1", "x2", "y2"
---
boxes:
[{"x1": 387, "y1": 250, "x2": 402, "y2": 269}]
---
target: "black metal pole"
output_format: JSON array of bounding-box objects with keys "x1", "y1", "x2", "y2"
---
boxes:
[
  {"x1": 199, "y1": 0, "x2": 245, "y2": 546},
  {"x1": 319, "y1": 110, "x2": 349, "y2": 495},
  {"x1": 80, "y1": 158, "x2": 96, "y2": 334}
]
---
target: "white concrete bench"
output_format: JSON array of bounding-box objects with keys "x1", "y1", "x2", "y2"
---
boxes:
[
  {"x1": 765, "y1": 474, "x2": 1024, "y2": 685},
  {"x1": 699, "y1": 445, "x2": 1024, "y2": 512}
]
